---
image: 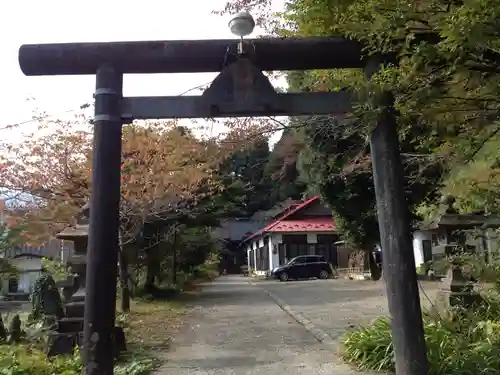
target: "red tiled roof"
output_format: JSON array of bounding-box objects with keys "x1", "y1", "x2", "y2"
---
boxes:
[
  {"x1": 271, "y1": 217, "x2": 335, "y2": 232},
  {"x1": 243, "y1": 196, "x2": 334, "y2": 242}
]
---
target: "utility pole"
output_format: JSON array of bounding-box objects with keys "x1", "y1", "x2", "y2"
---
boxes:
[
  {"x1": 82, "y1": 64, "x2": 123, "y2": 375},
  {"x1": 367, "y1": 59, "x2": 429, "y2": 375}
]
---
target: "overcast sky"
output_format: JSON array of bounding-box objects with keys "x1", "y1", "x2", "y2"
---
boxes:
[{"x1": 1, "y1": 0, "x2": 284, "y2": 144}]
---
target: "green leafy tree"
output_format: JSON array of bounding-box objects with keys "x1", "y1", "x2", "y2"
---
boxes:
[
  {"x1": 217, "y1": 136, "x2": 276, "y2": 216},
  {"x1": 217, "y1": 0, "x2": 500, "y2": 255},
  {"x1": 218, "y1": 1, "x2": 500, "y2": 177},
  {"x1": 263, "y1": 129, "x2": 307, "y2": 203},
  {"x1": 0, "y1": 224, "x2": 21, "y2": 280}
]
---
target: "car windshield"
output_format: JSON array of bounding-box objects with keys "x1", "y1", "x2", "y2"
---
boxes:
[{"x1": 287, "y1": 257, "x2": 304, "y2": 265}]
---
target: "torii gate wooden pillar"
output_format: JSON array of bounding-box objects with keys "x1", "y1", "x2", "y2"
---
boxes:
[{"x1": 19, "y1": 37, "x2": 428, "y2": 375}]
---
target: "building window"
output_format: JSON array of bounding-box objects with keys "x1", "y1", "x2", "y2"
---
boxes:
[
  {"x1": 287, "y1": 243, "x2": 308, "y2": 259},
  {"x1": 431, "y1": 233, "x2": 439, "y2": 246},
  {"x1": 307, "y1": 244, "x2": 316, "y2": 255},
  {"x1": 278, "y1": 244, "x2": 286, "y2": 265},
  {"x1": 257, "y1": 247, "x2": 263, "y2": 270},
  {"x1": 257, "y1": 244, "x2": 269, "y2": 270},
  {"x1": 249, "y1": 250, "x2": 255, "y2": 269},
  {"x1": 8, "y1": 279, "x2": 18, "y2": 293},
  {"x1": 422, "y1": 240, "x2": 433, "y2": 263},
  {"x1": 262, "y1": 242, "x2": 269, "y2": 270}
]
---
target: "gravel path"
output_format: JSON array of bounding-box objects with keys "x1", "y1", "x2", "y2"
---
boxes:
[
  {"x1": 262, "y1": 278, "x2": 439, "y2": 343},
  {"x1": 155, "y1": 275, "x2": 362, "y2": 375}
]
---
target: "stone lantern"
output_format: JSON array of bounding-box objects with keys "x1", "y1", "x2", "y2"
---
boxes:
[
  {"x1": 432, "y1": 195, "x2": 500, "y2": 311},
  {"x1": 48, "y1": 203, "x2": 125, "y2": 356}
]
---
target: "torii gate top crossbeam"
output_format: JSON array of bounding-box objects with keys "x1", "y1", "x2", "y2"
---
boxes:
[{"x1": 18, "y1": 37, "x2": 363, "y2": 76}]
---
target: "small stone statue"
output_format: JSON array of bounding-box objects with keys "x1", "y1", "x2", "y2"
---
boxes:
[
  {"x1": 7, "y1": 314, "x2": 21, "y2": 344},
  {"x1": 0, "y1": 313, "x2": 6, "y2": 342},
  {"x1": 29, "y1": 268, "x2": 64, "y2": 322},
  {"x1": 441, "y1": 195, "x2": 458, "y2": 214}
]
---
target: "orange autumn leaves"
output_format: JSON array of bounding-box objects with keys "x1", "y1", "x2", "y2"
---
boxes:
[
  {"x1": 0, "y1": 125, "x2": 92, "y2": 238},
  {"x1": 119, "y1": 125, "x2": 221, "y2": 204},
  {"x1": 0, "y1": 120, "x2": 240, "y2": 240}
]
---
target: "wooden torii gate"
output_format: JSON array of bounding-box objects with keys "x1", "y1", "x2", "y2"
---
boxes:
[{"x1": 19, "y1": 35, "x2": 427, "y2": 375}]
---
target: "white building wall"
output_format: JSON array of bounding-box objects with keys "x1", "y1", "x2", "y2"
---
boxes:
[
  {"x1": 247, "y1": 247, "x2": 251, "y2": 270},
  {"x1": 1, "y1": 257, "x2": 43, "y2": 295},
  {"x1": 266, "y1": 232, "x2": 323, "y2": 271},
  {"x1": 268, "y1": 236, "x2": 274, "y2": 271},
  {"x1": 268, "y1": 233, "x2": 284, "y2": 270},
  {"x1": 14, "y1": 257, "x2": 43, "y2": 294},
  {"x1": 249, "y1": 230, "x2": 437, "y2": 273},
  {"x1": 253, "y1": 245, "x2": 257, "y2": 270},
  {"x1": 412, "y1": 230, "x2": 433, "y2": 267}
]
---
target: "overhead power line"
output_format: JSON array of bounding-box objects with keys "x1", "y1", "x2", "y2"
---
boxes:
[{"x1": 0, "y1": 80, "x2": 215, "y2": 133}]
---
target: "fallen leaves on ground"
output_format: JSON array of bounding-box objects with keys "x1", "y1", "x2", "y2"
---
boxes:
[{"x1": 119, "y1": 298, "x2": 192, "y2": 350}]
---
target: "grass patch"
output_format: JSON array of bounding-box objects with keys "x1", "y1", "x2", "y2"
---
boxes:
[
  {"x1": 0, "y1": 298, "x2": 190, "y2": 375},
  {"x1": 0, "y1": 344, "x2": 159, "y2": 375},
  {"x1": 118, "y1": 298, "x2": 190, "y2": 349},
  {"x1": 0, "y1": 262, "x2": 218, "y2": 374},
  {"x1": 342, "y1": 303, "x2": 500, "y2": 375},
  {"x1": 0, "y1": 299, "x2": 187, "y2": 375}
]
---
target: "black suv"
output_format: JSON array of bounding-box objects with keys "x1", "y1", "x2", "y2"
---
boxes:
[{"x1": 272, "y1": 255, "x2": 332, "y2": 282}]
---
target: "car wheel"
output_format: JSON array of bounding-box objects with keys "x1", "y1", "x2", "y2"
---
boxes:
[
  {"x1": 279, "y1": 272, "x2": 289, "y2": 282},
  {"x1": 319, "y1": 270, "x2": 329, "y2": 280}
]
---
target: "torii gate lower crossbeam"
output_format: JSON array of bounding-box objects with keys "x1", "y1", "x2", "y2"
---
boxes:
[{"x1": 18, "y1": 37, "x2": 428, "y2": 375}]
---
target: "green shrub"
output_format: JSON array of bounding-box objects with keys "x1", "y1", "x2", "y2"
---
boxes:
[
  {"x1": 343, "y1": 310, "x2": 500, "y2": 375},
  {"x1": 342, "y1": 317, "x2": 394, "y2": 372},
  {"x1": 193, "y1": 262, "x2": 219, "y2": 281},
  {"x1": 132, "y1": 260, "x2": 219, "y2": 301},
  {"x1": 40, "y1": 257, "x2": 71, "y2": 282},
  {"x1": 0, "y1": 345, "x2": 81, "y2": 375},
  {"x1": 0, "y1": 344, "x2": 158, "y2": 375},
  {"x1": 344, "y1": 251, "x2": 500, "y2": 374}
]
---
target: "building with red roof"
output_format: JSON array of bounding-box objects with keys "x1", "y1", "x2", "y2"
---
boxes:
[{"x1": 242, "y1": 196, "x2": 350, "y2": 274}]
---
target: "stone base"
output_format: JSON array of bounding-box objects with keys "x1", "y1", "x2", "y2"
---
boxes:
[
  {"x1": 47, "y1": 332, "x2": 82, "y2": 356},
  {"x1": 435, "y1": 267, "x2": 484, "y2": 314},
  {"x1": 47, "y1": 327, "x2": 126, "y2": 357},
  {"x1": 114, "y1": 326, "x2": 127, "y2": 353},
  {"x1": 435, "y1": 289, "x2": 483, "y2": 314},
  {"x1": 58, "y1": 317, "x2": 84, "y2": 333},
  {"x1": 71, "y1": 288, "x2": 86, "y2": 303},
  {"x1": 64, "y1": 301, "x2": 85, "y2": 317}
]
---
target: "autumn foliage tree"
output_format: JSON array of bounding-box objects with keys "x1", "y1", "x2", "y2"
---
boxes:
[
  {"x1": 0, "y1": 110, "x2": 264, "y2": 310},
  {"x1": 117, "y1": 123, "x2": 228, "y2": 309}
]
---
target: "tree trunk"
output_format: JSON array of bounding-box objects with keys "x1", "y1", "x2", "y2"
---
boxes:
[
  {"x1": 118, "y1": 249, "x2": 130, "y2": 312},
  {"x1": 144, "y1": 249, "x2": 157, "y2": 293},
  {"x1": 128, "y1": 272, "x2": 138, "y2": 297},
  {"x1": 172, "y1": 250, "x2": 177, "y2": 286}
]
